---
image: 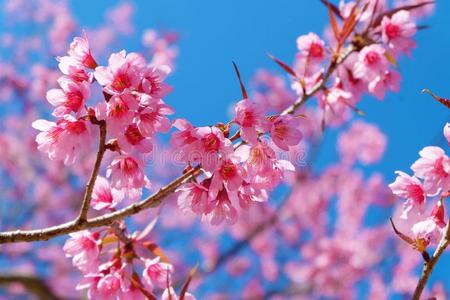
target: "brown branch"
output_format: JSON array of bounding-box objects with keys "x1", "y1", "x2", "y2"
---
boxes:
[
  {"x1": 412, "y1": 221, "x2": 450, "y2": 300},
  {"x1": 76, "y1": 120, "x2": 107, "y2": 223},
  {"x1": 281, "y1": 44, "x2": 355, "y2": 116},
  {"x1": 0, "y1": 274, "x2": 62, "y2": 300},
  {"x1": 0, "y1": 167, "x2": 201, "y2": 243},
  {"x1": 0, "y1": 44, "x2": 357, "y2": 245}
]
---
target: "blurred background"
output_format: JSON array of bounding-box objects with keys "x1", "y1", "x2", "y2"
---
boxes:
[{"x1": 0, "y1": 0, "x2": 449, "y2": 299}]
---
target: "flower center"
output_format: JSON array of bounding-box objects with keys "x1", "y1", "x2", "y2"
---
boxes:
[
  {"x1": 365, "y1": 51, "x2": 380, "y2": 65},
  {"x1": 65, "y1": 120, "x2": 87, "y2": 135},
  {"x1": 220, "y1": 162, "x2": 237, "y2": 180},
  {"x1": 112, "y1": 72, "x2": 131, "y2": 92},
  {"x1": 66, "y1": 91, "x2": 83, "y2": 112},
  {"x1": 385, "y1": 23, "x2": 400, "y2": 39},
  {"x1": 203, "y1": 133, "x2": 220, "y2": 152},
  {"x1": 309, "y1": 43, "x2": 323, "y2": 58},
  {"x1": 125, "y1": 125, "x2": 145, "y2": 145}
]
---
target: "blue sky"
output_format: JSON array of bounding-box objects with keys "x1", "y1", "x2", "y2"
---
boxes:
[
  {"x1": 3, "y1": 0, "x2": 450, "y2": 296},
  {"x1": 73, "y1": 0, "x2": 450, "y2": 293},
  {"x1": 74, "y1": 0, "x2": 450, "y2": 292}
]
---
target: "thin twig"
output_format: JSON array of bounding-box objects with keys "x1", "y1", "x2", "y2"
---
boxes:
[
  {"x1": 76, "y1": 120, "x2": 107, "y2": 223},
  {"x1": 0, "y1": 44, "x2": 357, "y2": 245},
  {"x1": 0, "y1": 167, "x2": 201, "y2": 243},
  {"x1": 412, "y1": 221, "x2": 450, "y2": 300}
]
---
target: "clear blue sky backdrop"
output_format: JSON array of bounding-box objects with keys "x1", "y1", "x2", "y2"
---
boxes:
[
  {"x1": 73, "y1": 0, "x2": 450, "y2": 291},
  {"x1": 8, "y1": 0, "x2": 450, "y2": 294}
]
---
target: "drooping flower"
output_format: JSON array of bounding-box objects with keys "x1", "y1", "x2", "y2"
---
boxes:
[
  {"x1": 411, "y1": 202, "x2": 446, "y2": 247},
  {"x1": 161, "y1": 287, "x2": 196, "y2": 300},
  {"x1": 91, "y1": 176, "x2": 125, "y2": 210},
  {"x1": 135, "y1": 99, "x2": 174, "y2": 137},
  {"x1": 107, "y1": 155, "x2": 151, "y2": 200},
  {"x1": 367, "y1": 70, "x2": 401, "y2": 100},
  {"x1": 63, "y1": 230, "x2": 100, "y2": 273},
  {"x1": 209, "y1": 158, "x2": 244, "y2": 199},
  {"x1": 234, "y1": 99, "x2": 269, "y2": 144},
  {"x1": 32, "y1": 116, "x2": 93, "y2": 165},
  {"x1": 176, "y1": 182, "x2": 209, "y2": 215},
  {"x1": 142, "y1": 257, "x2": 173, "y2": 290},
  {"x1": 389, "y1": 171, "x2": 426, "y2": 218},
  {"x1": 205, "y1": 188, "x2": 238, "y2": 225},
  {"x1": 270, "y1": 115, "x2": 303, "y2": 151}
]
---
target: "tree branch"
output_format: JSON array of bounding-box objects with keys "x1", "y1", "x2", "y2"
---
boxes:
[
  {"x1": 0, "y1": 167, "x2": 201, "y2": 243},
  {"x1": 412, "y1": 220, "x2": 450, "y2": 300},
  {"x1": 0, "y1": 274, "x2": 62, "y2": 300},
  {"x1": 0, "y1": 43, "x2": 357, "y2": 245},
  {"x1": 76, "y1": 120, "x2": 107, "y2": 223}
]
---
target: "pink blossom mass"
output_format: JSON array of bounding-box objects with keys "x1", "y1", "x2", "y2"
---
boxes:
[{"x1": 0, "y1": 1, "x2": 446, "y2": 300}]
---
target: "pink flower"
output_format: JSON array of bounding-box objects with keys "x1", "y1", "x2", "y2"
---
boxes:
[
  {"x1": 234, "y1": 99, "x2": 269, "y2": 144},
  {"x1": 117, "y1": 124, "x2": 153, "y2": 154},
  {"x1": 206, "y1": 188, "x2": 238, "y2": 225},
  {"x1": 270, "y1": 115, "x2": 303, "y2": 151},
  {"x1": 169, "y1": 119, "x2": 199, "y2": 163},
  {"x1": 63, "y1": 230, "x2": 100, "y2": 273},
  {"x1": 57, "y1": 56, "x2": 92, "y2": 83},
  {"x1": 139, "y1": 65, "x2": 172, "y2": 101},
  {"x1": 389, "y1": 171, "x2": 426, "y2": 218},
  {"x1": 102, "y1": 93, "x2": 139, "y2": 133},
  {"x1": 237, "y1": 141, "x2": 295, "y2": 187},
  {"x1": 107, "y1": 155, "x2": 151, "y2": 200},
  {"x1": 381, "y1": 10, "x2": 416, "y2": 54},
  {"x1": 135, "y1": 99, "x2": 174, "y2": 137},
  {"x1": 176, "y1": 182, "x2": 209, "y2": 215},
  {"x1": 338, "y1": 121, "x2": 387, "y2": 165},
  {"x1": 296, "y1": 32, "x2": 326, "y2": 64},
  {"x1": 353, "y1": 45, "x2": 389, "y2": 82},
  {"x1": 444, "y1": 123, "x2": 450, "y2": 146},
  {"x1": 368, "y1": 70, "x2": 401, "y2": 100},
  {"x1": 77, "y1": 270, "x2": 124, "y2": 300},
  {"x1": 411, "y1": 146, "x2": 450, "y2": 194},
  {"x1": 238, "y1": 183, "x2": 268, "y2": 209},
  {"x1": 32, "y1": 116, "x2": 93, "y2": 165},
  {"x1": 91, "y1": 176, "x2": 124, "y2": 210},
  {"x1": 67, "y1": 35, "x2": 98, "y2": 69},
  {"x1": 142, "y1": 257, "x2": 173, "y2": 290},
  {"x1": 96, "y1": 272, "x2": 123, "y2": 300},
  {"x1": 192, "y1": 126, "x2": 233, "y2": 171},
  {"x1": 46, "y1": 77, "x2": 90, "y2": 116},
  {"x1": 412, "y1": 203, "x2": 446, "y2": 245},
  {"x1": 209, "y1": 158, "x2": 244, "y2": 199},
  {"x1": 161, "y1": 287, "x2": 196, "y2": 300},
  {"x1": 94, "y1": 50, "x2": 145, "y2": 94}
]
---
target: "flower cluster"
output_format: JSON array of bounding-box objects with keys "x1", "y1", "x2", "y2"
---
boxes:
[
  {"x1": 289, "y1": 4, "x2": 422, "y2": 127},
  {"x1": 390, "y1": 122, "x2": 449, "y2": 252},
  {"x1": 172, "y1": 98, "x2": 303, "y2": 225},
  {"x1": 33, "y1": 34, "x2": 174, "y2": 203},
  {"x1": 63, "y1": 224, "x2": 195, "y2": 300}
]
